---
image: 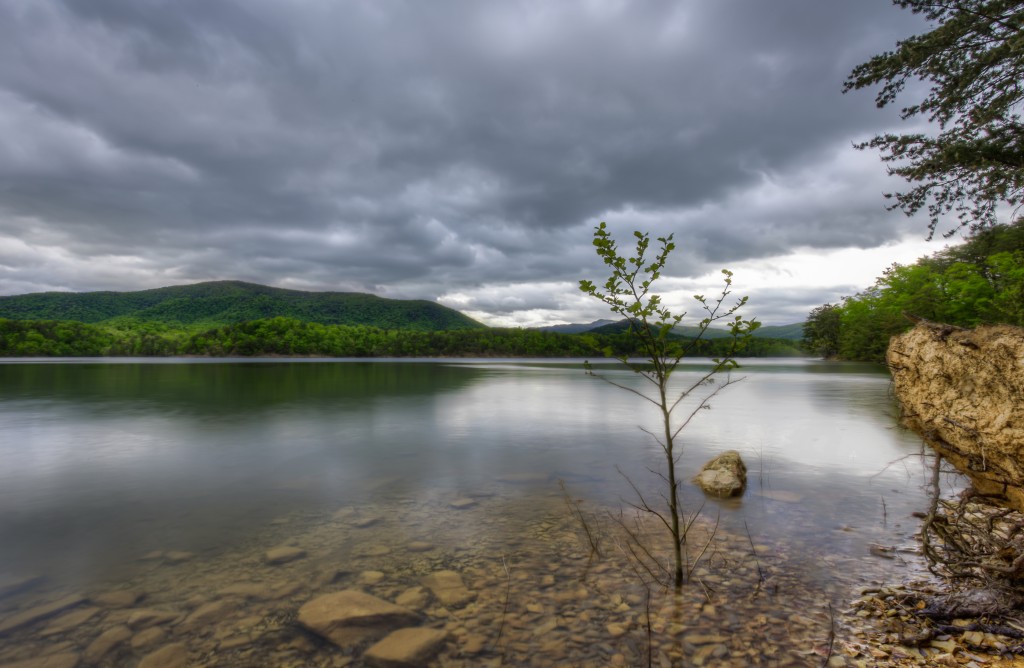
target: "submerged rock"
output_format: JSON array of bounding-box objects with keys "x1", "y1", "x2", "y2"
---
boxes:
[
  {"x1": 364, "y1": 627, "x2": 448, "y2": 667},
  {"x1": 265, "y1": 546, "x2": 306, "y2": 565},
  {"x1": 137, "y1": 643, "x2": 188, "y2": 668},
  {"x1": 693, "y1": 450, "x2": 747, "y2": 498},
  {"x1": 352, "y1": 516, "x2": 382, "y2": 528},
  {"x1": 0, "y1": 576, "x2": 43, "y2": 602},
  {"x1": 0, "y1": 653, "x2": 81, "y2": 668},
  {"x1": 83, "y1": 625, "x2": 131, "y2": 663},
  {"x1": 406, "y1": 541, "x2": 434, "y2": 553},
  {"x1": 359, "y1": 571, "x2": 386, "y2": 586},
  {"x1": 216, "y1": 583, "x2": 277, "y2": 600},
  {"x1": 125, "y1": 608, "x2": 180, "y2": 629},
  {"x1": 92, "y1": 590, "x2": 142, "y2": 608},
  {"x1": 130, "y1": 627, "x2": 167, "y2": 651},
  {"x1": 163, "y1": 551, "x2": 194, "y2": 564},
  {"x1": 297, "y1": 590, "x2": 419, "y2": 648},
  {"x1": 0, "y1": 594, "x2": 86, "y2": 635},
  {"x1": 40, "y1": 607, "x2": 101, "y2": 636},
  {"x1": 181, "y1": 600, "x2": 232, "y2": 630},
  {"x1": 394, "y1": 587, "x2": 429, "y2": 611},
  {"x1": 421, "y1": 571, "x2": 475, "y2": 607}
]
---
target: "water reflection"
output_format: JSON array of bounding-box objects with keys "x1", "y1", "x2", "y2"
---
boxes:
[{"x1": 0, "y1": 358, "x2": 932, "y2": 665}]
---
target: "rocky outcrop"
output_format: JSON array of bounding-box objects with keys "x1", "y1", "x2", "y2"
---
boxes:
[
  {"x1": 888, "y1": 323, "x2": 1024, "y2": 511},
  {"x1": 693, "y1": 450, "x2": 747, "y2": 498}
]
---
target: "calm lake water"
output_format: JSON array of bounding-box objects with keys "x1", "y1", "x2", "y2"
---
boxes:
[{"x1": 0, "y1": 358, "x2": 936, "y2": 666}]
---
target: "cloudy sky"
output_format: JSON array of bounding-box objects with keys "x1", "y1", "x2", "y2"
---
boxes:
[{"x1": 0, "y1": 0, "x2": 954, "y2": 326}]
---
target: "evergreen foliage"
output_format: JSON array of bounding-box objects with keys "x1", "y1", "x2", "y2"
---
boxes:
[{"x1": 845, "y1": 0, "x2": 1024, "y2": 238}]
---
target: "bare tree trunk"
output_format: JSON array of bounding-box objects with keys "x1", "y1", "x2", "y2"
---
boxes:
[{"x1": 661, "y1": 380, "x2": 684, "y2": 591}]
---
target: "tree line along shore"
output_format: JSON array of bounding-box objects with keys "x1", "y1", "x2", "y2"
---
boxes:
[
  {"x1": 0, "y1": 317, "x2": 803, "y2": 358},
  {"x1": 803, "y1": 219, "x2": 1024, "y2": 362}
]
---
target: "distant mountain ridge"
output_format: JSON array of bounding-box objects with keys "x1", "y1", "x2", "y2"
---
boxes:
[
  {"x1": 552, "y1": 319, "x2": 804, "y2": 340},
  {"x1": 0, "y1": 281, "x2": 484, "y2": 331},
  {"x1": 537, "y1": 319, "x2": 618, "y2": 334}
]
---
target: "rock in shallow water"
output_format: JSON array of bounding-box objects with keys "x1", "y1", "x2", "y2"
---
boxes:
[
  {"x1": 83, "y1": 624, "x2": 132, "y2": 663},
  {"x1": 364, "y1": 627, "x2": 449, "y2": 667},
  {"x1": 421, "y1": 571, "x2": 475, "y2": 607},
  {"x1": 0, "y1": 576, "x2": 43, "y2": 602},
  {"x1": 137, "y1": 643, "x2": 188, "y2": 668},
  {"x1": 0, "y1": 653, "x2": 81, "y2": 668},
  {"x1": 125, "y1": 608, "x2": 180, "y2": 629},
  {"x1": 297, "y1": 590, "x2": 419, "y2": 648},
  {"x1": 693, "y1": 450, "x2": 747, "y2": 498},
  {"x1": 92, "y1": 590, "x2": 143, "y2": 608},
  {"x1": 0, "y1": 595, "x2": 86, "y2": 635},
  {"x1": 394, "y1": 587, "x2": 429, "y2": 610},
  {"x1": 264, "y1": 546, "x2": 306, "y2": 565}
]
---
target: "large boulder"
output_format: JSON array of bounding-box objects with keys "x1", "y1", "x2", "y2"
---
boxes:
[
  {"x1": 693, "y1": 450, "x2": 747, "y2": 498},
  {"x1": 888, "y1": 323, "x2": 1024, "y2": 511},
  {"x1": 297, "y1": 590, "x2": 419, "y2": 648}
]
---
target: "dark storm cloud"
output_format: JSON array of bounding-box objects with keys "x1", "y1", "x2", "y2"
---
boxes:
[{"x1": 0, "y1": 0, "x2": 930, "y2": 322}]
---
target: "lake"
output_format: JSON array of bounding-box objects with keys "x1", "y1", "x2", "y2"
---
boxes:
[{"x1": 0, "y1": 358, "x2": 935, "y2": 666}]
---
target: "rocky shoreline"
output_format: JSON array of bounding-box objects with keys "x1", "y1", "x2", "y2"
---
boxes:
[{"x1": 0, "y1": 484, "x2": 993, "y2": 667}]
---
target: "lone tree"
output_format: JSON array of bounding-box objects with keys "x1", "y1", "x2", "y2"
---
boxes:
[
  {"x1": 579, "y1": 222, "x2": 758, "y2": 590},
  {"x1": 845, "y1": 0, "x2": 1024, "y2": 238}
]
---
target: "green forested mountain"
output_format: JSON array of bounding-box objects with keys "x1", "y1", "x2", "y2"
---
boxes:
[
  {"x1": 0, "y1": 281, "x2": 807, "y2": 358},
  {"x1": 0, "y1": 281, "x2": 484, "y2": 331},
  {"x1": 752, "y1": 323, "x2": 804, "y2": 340}
]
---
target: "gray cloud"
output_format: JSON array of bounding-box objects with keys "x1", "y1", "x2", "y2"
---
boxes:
[{"x1": 0, "y1": 0, "x2": 933, "y2": 324}]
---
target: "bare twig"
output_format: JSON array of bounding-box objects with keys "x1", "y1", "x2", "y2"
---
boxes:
[
  {"x1": 821, "y1": 602, "x2": 836, "y2": 667},
  {"x1": 744, "y1": 520, "x2": 767, "y2": 591},
  {"x1": 560, "y1": 479, "x2": 604, "y2": 562},
  {"x1": 490, "y1": 555, "x2": 512, "y2": 654}
]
